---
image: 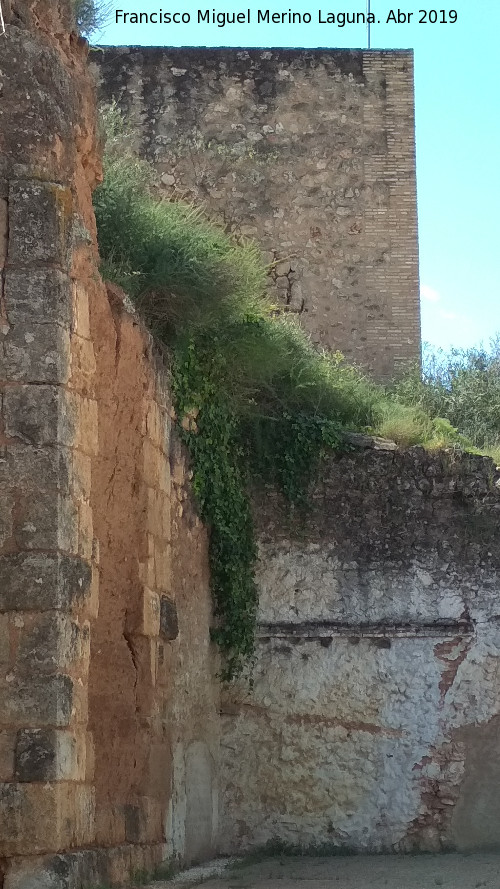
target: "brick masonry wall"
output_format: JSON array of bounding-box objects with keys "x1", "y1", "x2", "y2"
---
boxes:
[
  {"x1": 94, "y1": 48, "x2": 420, "y2": 380},
  {"x1": 220, "y1": 449, "x2": 500, "y2": 854}
]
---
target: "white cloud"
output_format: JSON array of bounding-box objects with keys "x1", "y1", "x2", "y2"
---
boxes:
[
  {"x1": 439, "y1": 309, "x2": 458, "y2": 321},
  {"x1": 420, "y1": 284, "x2": 441, "y2": 303}
]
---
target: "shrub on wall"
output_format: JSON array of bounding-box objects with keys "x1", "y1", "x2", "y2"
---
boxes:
[{"x1": 390, "y1": 341, "x2": 500, "y2": 462}]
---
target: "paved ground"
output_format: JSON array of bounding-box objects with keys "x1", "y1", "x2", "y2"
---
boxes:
[{"x1": 145, "y1": 853, "x2": 500, "y2": 889}]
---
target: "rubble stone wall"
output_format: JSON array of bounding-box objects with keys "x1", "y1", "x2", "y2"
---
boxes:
[
  {"x1": 94, "y1": 47, "x2": 420, "y2": 381},
  {"x1": 220, "y1": 449, "x2": 500, "y2": 853}
]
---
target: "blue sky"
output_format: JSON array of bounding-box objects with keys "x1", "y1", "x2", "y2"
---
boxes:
[{"x1": 98, "y1": 0, "x2": 499, "y2": 352}]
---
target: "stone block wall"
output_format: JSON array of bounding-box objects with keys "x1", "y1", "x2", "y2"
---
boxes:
[
  {"x1": 94, "y1": 48, "x2": 420, "y2": 380},
  {"x1": 0, "y1": 4, "x2": 218, "y2": 886},
  {"x1": 220, "y1": 448, "x2": 500, "y2": 854},
  {"x1": 0, "y1": 2, "x2": 100, "y2": 880},
  {"x1": 86, "y1": 282, "x2": 219, "y2": 876}
]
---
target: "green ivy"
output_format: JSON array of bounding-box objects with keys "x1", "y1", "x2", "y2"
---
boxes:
[
  {"x1": 243, "y1": 411, "x2": 343, "y2": 504},
  {"x1": 171, "y1": 338, "x2": 347, "y2": 680},
  {"x1": 172, "y1": 340, "x2": 258, "y2": 681}
]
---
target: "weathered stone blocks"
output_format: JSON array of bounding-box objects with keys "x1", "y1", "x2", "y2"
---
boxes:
[
  {"x1": 8, "y1": 181, "x2": 72, "y2": 267},
  {"x1": 0, "y1": 2, "x2": 104, "y2": 882},
  {"x1": 0, "y1": 781, "x2": 95, "y2": 855},
  {"x1": 0, "y1": 553, "x2": 91, "y2": 612},
  {"x1": 3, "y1": 844, "x2": 166, "y2": 889},
  {"x1": 4, "y1": 385, "x2": 74, "y2": 446},
  {"x1": 15, "y1": 729, "x2": 87, "y2": 783},
  {"x1": 4, "y1": 269, "x2": 72, "y2": 328},
  {"x1": 0, "y1": 675, "x2": 74, "y2": 728}
]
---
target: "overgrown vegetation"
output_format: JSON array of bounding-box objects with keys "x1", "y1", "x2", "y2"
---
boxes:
[
  {"x1": 93, "y1": 105, "x2": 497, "y2": 679},
  {"x1": 389, "y1": 341, "x2": 500, "y2": 463}
]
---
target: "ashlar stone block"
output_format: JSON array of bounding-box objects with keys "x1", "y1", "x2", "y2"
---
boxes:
[
  {"x1": 160, "y1": 596, "x2": 179, "y2": 641},
  {"x1": 14, "y1": 613, "x2": 89, "y2": 677},
  {"x1": 4, "y1": 385, "x2": 75, "y2": 447},
  {"x1": 1, "y1": 320, "x2": 70, "y2": 384},
  {"x1": 4, "y1": 269, "x2": 72, "y2": 327},
  {"x1": 15, "y1": 728, "x2": 87, "y2": 782},
  {"x1": 0, "y1": 781, "x2": 94, "y2": 855},
  {"x1": 0, "y1": 553, "x2": 91, "y2": 612},
  {"x1": 0, "y1": 675, "x2": 74, "y2": 728},
  {"x1": 8, "y1": 180, "x2": 72, "y2": 267},
  {"x1": 126, "y1": 587, "x2": 160, "y2": 638}
]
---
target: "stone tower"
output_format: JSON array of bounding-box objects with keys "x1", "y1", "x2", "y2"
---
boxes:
[{"x1": 95, "y1": 47, "x2": 421, "y2": 380}]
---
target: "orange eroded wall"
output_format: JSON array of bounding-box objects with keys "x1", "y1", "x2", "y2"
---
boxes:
[{"x1": 83, "y1": 282, "x2": 219, "y2": 859}]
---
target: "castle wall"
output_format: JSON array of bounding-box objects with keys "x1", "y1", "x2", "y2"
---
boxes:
[
  {"x1": 94, "y1": 47, "x2": 420, "y2": 380},
  {"x1": 3, "y1": 13, "x2": 500, "y2": 881},
  {"x1": 0, "y1": 5, "x2": 218, "y2": 886},
  {"x1": 86, "y1": 283, "x2": 219, "y2": 875},
  {"x1": 220, "y1": 448, "x2": 500, "y2": 853}
]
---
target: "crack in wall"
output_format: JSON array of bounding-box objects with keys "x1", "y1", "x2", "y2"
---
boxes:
[{"x1": 122, "y1": 628, "x2": 139, "y2": 692}]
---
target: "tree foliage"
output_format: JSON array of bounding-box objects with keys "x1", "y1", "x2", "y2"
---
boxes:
[
  {"x1": 72, "y1": 0, "x2": 112, "y2": 38},
  {"x1": 391, "y1": 340, "x2": 500, "y2": 459}
]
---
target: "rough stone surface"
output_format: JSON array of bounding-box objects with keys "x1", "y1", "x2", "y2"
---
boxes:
[
  {"x1": 8, "y1": 180, "x2": 73, "y2": 266},
  {"x1": 160, "y1": 595, "x2": 179, "y2": 641},
  {"x1": 220, "y1": 451, "x2": 500, "y2": 854},
  {"x1": 0, "y1": 553, "x2": 91, "y2": 612},
  {"x1": 94, "y1": 48, "x2": 420, "y2": 380},
  {"x1": 4, "y1": 844, "x2": 167, "y2": 889},
  {"x1": 86, "y1": 283, "x2": 219, "y2": 864},
  {"x1": 0, "y1": 676, "x2": 75, "y2": 729}
]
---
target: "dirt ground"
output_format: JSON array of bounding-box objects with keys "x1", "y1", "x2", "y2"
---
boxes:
[{"x1": 142, "y1": 853, "x2": 500, "y2": 889}]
